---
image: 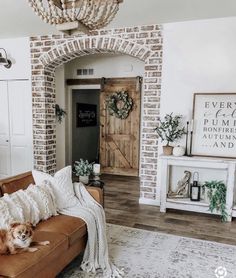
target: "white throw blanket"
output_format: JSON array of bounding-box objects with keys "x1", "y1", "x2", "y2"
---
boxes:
[{"x1": 60, "y1": 182, "x2": 123, "y2": 278}]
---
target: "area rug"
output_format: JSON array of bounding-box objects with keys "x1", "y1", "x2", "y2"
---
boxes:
[{"x1": 58, "y1": 224, "x2": 236, "y2": 278}]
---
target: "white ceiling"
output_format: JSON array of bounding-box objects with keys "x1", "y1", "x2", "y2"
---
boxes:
[{"x1": 1, "y1": 0, "x2": 236, "y2": 39}]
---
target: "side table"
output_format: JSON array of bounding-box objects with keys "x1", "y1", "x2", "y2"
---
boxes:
[
  {"x1": 73, "y1": 176, "x2": 105, "y2": 206},
  {"x1": 88, "y1": 179, "x2": 105, "y2": 207}
]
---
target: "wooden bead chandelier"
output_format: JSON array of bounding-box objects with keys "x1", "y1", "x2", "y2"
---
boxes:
[{"x1": 27, "y1": 0, "x2": 123, "y2": 35}]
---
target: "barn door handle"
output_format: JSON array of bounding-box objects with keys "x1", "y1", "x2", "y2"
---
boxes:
[
  {"x1": 6, "y1": 140, "x2": 9, "y2": 142},
  {"x1": 101, "y1": 124, "x2": 105, "y2": 138}
]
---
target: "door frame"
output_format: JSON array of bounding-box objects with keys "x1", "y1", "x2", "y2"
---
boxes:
[
  {"x1": 66, "y1": 78, "x2": 143, "y2": 177},
  {"x1": 66, "y1": 84, "x2": 101, "y2": 166}
]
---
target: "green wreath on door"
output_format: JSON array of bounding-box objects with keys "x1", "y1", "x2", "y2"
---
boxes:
[{"x1": 106, "y1": 91, "x2": 133, "y2": 119}]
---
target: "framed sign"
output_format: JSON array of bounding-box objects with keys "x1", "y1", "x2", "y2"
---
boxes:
[
  {"x1": 76, "y1": 103, "x2": 97, "y2": 127},
  {"x1": 192, "y1": 93, "x2": 236, "y2": 158}
]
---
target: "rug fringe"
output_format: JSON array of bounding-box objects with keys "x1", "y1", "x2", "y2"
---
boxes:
[
  {"x1": 81, "y1": 261, "x2": 124, "y2": 278},
  {"x1": 103, "y1": 263, "x2": 124, "y2": 278}
]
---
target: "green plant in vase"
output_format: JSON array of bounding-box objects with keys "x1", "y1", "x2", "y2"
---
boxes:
[
  {"x1": 74, "y1": 159, "x2": 94, "y2": 185},
  {"x1": 154, "y1": 113, "x2": 186, "y2": 155},
  {"x1": 202, "y1": 180, "x2": 228, "y2": 222}
]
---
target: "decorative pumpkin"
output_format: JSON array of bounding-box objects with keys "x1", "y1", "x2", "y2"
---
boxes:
[{"x1": 173, "y1": 146, "x2": 185, "y2": 157}]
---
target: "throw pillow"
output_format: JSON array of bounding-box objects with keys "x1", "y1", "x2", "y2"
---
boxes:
[
  {"x1": 32, "y1": 166, "x2": 78, "y2": 210},
  {"x1": 0, "y1": 183, "x2": 57, "y2": 229}
]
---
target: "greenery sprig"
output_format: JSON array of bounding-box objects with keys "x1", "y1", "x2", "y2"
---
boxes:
[
  {"x1": 55, "y1": 104, "x2": 67, "y2": 123},
  {"x1": 154, "y1": 113, "x2": 186, "y2": 146},
  {"x1": 202, "y1": 180, "x2": 228, "y2": 222}
]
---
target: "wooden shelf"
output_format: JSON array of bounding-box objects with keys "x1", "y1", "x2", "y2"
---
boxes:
[
  {"x1": 165, "y1": 198, "x2": 221, "y2": 215},
  {"x1": 160, "y1": 155, "x2": 236, "y2": 163},
  {"x1": 167, "y1": 198, "x2": 208, "y2": 207}
]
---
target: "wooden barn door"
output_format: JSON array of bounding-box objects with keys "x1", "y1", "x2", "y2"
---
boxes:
[{"x1": 100, "y1": 77, "x2": 142, "y2": 176}]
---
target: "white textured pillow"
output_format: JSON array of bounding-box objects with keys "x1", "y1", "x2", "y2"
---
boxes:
[
  {"x1": 32, "y1": 166, "x2": 77, "y2": 210},
  {"x1": 0, "y1": 183, "x2": 57, "y2": 229}
]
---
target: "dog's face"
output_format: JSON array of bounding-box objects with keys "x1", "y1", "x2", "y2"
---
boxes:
[{"x1": 10, "y1": 222, "x2": 34, "y2": 248}]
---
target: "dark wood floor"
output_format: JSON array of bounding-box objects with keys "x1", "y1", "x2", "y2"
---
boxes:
[{"x1": 102, "y1": 174, "x2": 236, "y2": 246}]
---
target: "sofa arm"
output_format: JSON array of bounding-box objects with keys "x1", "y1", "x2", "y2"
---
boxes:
[{"x1": 86, "y1": 186, "x2": 104, "y2": 206}]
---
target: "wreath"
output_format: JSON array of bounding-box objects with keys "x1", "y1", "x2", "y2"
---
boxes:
[{"x1": 106, "y1": 91, "x2": 133, "y2": 119}]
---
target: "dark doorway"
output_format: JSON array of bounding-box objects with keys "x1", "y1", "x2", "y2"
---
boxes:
[{"x1": 72, "y1": 89, "x2": 100, "y2": 163}]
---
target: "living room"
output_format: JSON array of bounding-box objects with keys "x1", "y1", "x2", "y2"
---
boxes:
[{"x1": 0, "y1": 1, "x2": 236, "y2": 277}]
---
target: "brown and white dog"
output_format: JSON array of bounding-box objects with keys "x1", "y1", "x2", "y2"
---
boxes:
[{"x1": 0, "y1": 222, "x2": 49, "y2": 255}]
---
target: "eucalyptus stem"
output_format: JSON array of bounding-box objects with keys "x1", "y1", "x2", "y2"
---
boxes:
[
  {"x1": 202, "y1": 180, "x2": 228, "y2": 222},
  {"x1": 154, "y1": 113, "x2": 186, "y2": 146}
]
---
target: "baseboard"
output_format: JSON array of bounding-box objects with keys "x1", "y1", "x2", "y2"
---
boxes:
[{"x1": 139, "y1": 197, "x2": 160, "y2": 206}]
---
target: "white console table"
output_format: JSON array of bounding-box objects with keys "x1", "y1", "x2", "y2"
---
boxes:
[{"x1": 158, "y1": 155, "x2": 236, "y2": 222}]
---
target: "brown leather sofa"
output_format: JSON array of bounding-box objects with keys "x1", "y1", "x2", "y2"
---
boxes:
[{"x1": 0, "y1": 172, "x2": 103, "y2": 278}]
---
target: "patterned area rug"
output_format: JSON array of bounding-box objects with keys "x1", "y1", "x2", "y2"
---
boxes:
[{"x1": 58, "y1": 224, "x2": 236, "y2": 278}]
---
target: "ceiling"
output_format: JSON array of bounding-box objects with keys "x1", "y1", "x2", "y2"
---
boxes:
[{"x1": 1, "y1": 0, "x2": 236, "y2": 39}]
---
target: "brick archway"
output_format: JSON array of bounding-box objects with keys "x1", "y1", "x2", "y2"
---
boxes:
[
  {"x1": 31, "y1": 25, "x2": 162, "y2": 203},
  {"x1": 40, "y1": 36, "x2": 154, "y2": 67}
]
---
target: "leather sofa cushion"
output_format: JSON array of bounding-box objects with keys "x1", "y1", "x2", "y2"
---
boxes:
[
  {"x1": 0, "y1": 172, "x2": 34, "y2": 196},
  {"x1": 36, "y1": 215, "x2": 87, "y2": 246},
  {"x1": 0, "y1": 231, "x2": 68, "y2": 278}
]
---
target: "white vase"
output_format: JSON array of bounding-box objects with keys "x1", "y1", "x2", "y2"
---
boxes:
[
  {"x1": 173, "y1": 146, "x2": 185, "y2": 157},
  {"x1": 79, "y1": 176, "x2": 89, "y2": 185}
]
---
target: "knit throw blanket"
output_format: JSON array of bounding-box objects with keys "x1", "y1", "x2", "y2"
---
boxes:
[{"x1": 60, "y1": 182, "x2": 123, "y2": 278}]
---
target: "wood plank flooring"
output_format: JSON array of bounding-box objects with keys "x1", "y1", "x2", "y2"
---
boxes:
[{"x1": 102, "y1": 174, "x2": 236, "y2": 246}]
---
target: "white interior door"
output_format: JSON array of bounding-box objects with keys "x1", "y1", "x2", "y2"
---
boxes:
[
  {"x1": 0, "y1": 81, "x2": 11, "y2": 178},
  {"x1": 8, "y1": 81, "x2": 33, "y2": 176}
]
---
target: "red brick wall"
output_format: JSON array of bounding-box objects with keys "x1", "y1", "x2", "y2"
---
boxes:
[{"x1": 30, "y1": 24, "x2": 163, "y2": 201}]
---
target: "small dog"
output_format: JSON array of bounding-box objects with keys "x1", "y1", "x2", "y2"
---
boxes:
[{"x1": 0, "y1": 222, "x2": 50, "y2": 255}]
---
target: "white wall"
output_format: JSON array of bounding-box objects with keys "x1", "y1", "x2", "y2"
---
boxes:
[
  {"x1": 65, "y1": 54, "x2": 144, "y2": 79},
  {"x1": 161, "y1": 17, "x2": 236, "y2": 147},
  {"x1": 0, "y1": 37, "x2": 31, "y2": 80},
  {"x1": 55, "y1": 65, "x2": 66, "y2": 171}
]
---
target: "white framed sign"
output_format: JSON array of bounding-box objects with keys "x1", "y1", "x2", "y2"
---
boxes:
[{"x1": 192, "y1": 93, "x2": 236, "y2": 158}]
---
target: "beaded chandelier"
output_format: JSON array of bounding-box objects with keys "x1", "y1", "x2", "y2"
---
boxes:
[{"x1": 28, "y1": 0, "x2": 123, "y2": 35}]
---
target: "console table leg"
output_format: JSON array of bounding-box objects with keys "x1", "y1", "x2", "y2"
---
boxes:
[
  {"x1": 160, "y1": 205, "x2": 166, "y2": 213},
  {"x1": 226, "y1": 214, "x2": 232, "y2": 222},
  {"x1": 159, "y1": 159, "x2": 168, "y2": 214}
]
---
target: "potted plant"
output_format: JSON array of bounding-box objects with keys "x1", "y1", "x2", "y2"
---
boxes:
[
  {"x1": 154, "y1": 113, "x2": 186, "y2": 155},
  {"x1": 74, "y1": 159, "x2": 94, "y2": 185},
  {"x1": 202, "y1": 180, "x2": 228, "y2": 222}
]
